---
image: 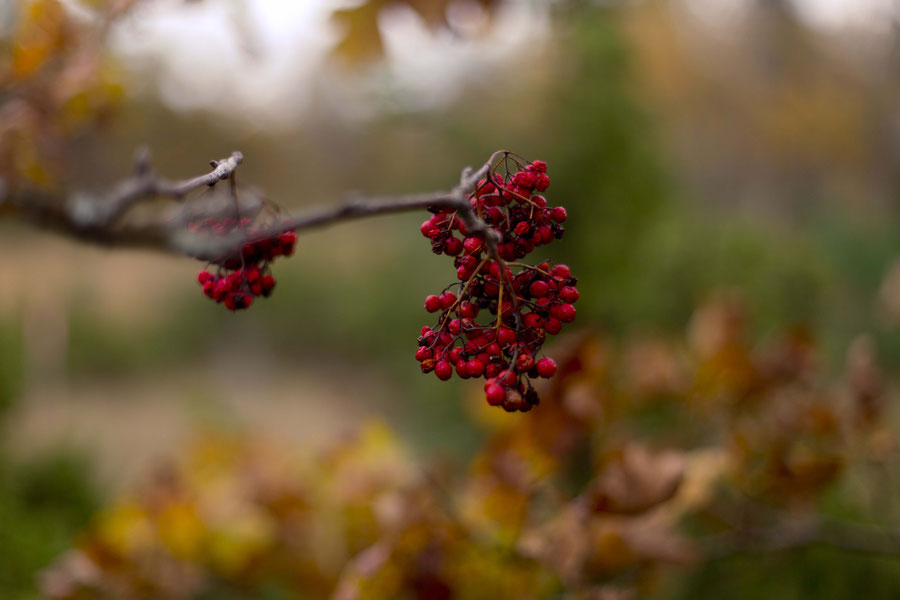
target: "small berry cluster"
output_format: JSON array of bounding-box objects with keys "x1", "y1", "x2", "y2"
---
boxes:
[
  {"x1": 194, "y1": 218, "x2": 296, "y2": 311},
  {"x1": 417, "y1": 156, "x2": 578, "y2": 411}
]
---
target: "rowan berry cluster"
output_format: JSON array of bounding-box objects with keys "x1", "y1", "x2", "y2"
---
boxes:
[
  {"x1": 417, "y1": 157, "x2": 578, "y2": 411},
  {"x1": 194, "y1": 218, "x2": 296, "y2": 311}
]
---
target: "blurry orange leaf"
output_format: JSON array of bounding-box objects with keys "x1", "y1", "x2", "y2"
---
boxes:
[
  {"x1": 330, "y1": 0, "x2": 501, "y2": 64},
  {"x1": 12, "y1": 0, "x2": 70, "y2": 79}
]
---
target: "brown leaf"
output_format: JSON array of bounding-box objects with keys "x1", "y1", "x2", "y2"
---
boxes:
[{"x1": 589, "y1": 444, "x2": 685, "y2": 515}]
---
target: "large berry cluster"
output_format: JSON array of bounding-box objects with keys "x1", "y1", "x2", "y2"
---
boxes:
[
  {"x1": 194, "y1": 218, "x2": 297, "y2": 311},
  {"x1": 416, "y1": 157, "x2": 578, "y2": 411}
]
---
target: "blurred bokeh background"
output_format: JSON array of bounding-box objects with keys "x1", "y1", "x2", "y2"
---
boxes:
[{"x1": 4, "y1": 0, "x2": 900, "y2": 598}]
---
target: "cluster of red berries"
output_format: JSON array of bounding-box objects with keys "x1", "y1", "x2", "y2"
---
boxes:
[
  {"x1": 417, "y1": 157, "x2": 578, "y2": 412},
  {"x1": 194, "y1": 218, "x2": 296, "y2": 311}
]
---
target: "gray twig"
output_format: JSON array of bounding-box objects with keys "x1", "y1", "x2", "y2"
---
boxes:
[{"x1": 2, "y1": 149, "x2": 513, "y2": 264}]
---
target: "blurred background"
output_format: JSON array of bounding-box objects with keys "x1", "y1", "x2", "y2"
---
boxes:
[{"x1": 4, "y1": 0, "x2": 900, "y2": 598}]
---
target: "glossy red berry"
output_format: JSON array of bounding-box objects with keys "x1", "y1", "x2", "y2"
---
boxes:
[
  {"x1": 420, "y1": 219, "x2": 437, "y2": 237},
  {"x1": 550, "y1": 207, "x2": 567, "y2": 223},
  {"x1": 463, "y1": 237, "x2": 483, "y2": 255},
  {"x1": 444, "y1": 237, "x2": 463, "y2": 256},
  {"x1": 456, "y1": 361, "x2": 471, "y2": 379},
  {"x1": 485, "y1": 382, "x2": 505, "y2": 406},
  {"x1": 551, "y1": 264, "x2": 571, "y2": 280},
  {"x1": 536, "y1": 357, "x2": 557, "y2": 378},
  {"x1": 516, "y1": 354, "x2": 535, "y2": 373},
  {"x1": 439, "y1": 291, "x2": 457, "y2": 310},
  {"x1": 467, "y1": 359, "x2": 485, "y2": 377},
  {"x1": 555, "y1": 303, "x2": 576, "y2": 323},
  {"x1": 529, "y1": 280, "x2": 550, "y2": 298},
  {"x1": 435, "y1": 361, "x2": 453, "y2": 381},
  {"x1": 425, "y1": 295, "x2": 442, "y2": 313},
  {"x1": 544, "y1": 317, "x2": 562, "y2": 335},
  {"x1": 523, "y1": 313, "x2": 543, "y2": 330},
  {"x1": 560, "y1": 286, "x2": 579, "y2": 303}
]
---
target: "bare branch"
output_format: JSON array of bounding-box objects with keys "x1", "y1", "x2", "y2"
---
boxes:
[
  {"x1": 68, "y1": 150, "x2": 244, "y2": 228},
  {"x1": 1, "y1": 149, "x2": 514, "y2": 265},
  {"x1": 173, "y1": 150, "x2": 510, "y2": 261}
]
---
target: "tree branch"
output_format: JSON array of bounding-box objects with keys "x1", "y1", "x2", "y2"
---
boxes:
[
  {"x1": 1, "y1": 149, "x2": 514, "y2": 263},
  {"x1": 168, "y1": 150, "x2": 509, "y2": 261},
  {"x1": 67, "y1": 150, "x2": 244, "y2": 228}
]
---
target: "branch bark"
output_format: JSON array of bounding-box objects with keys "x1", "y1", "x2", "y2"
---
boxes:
[
  {"x1": 0, "y1": 148, "x2": 512, "y2": 263},
  {"x1": 1, "y1": 150, "x2": 247, "y2": 250}
]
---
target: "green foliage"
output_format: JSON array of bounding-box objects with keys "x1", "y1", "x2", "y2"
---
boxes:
[
  {"x1": 543, "y1": 5, "x2": 671, "y2": 329},
  {"x1": 622, "y1": 212, "x2": 829, "y2": 332},
  {"x1": 0, "y1": 450, "x2": 99, "y2": 599},
  {"x1": 669, "y1": 548, "x2": 900, "y2": 600}
]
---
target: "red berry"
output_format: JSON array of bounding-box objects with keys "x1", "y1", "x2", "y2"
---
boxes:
[
  {"x1": 512, "y1": 171, "x2": 537, "y2": 189},
  {"x1": 261, "y1": 275, "x2": 276, "y2": 297},
  {"x1": 555, "y1": 303, "x2": 576, "y2": 323},
  {"x1": 529, "y1": 280, "x2": 550, "y2": 298},
  {"x1": 516, "y1": 354, "x2": 535, "y2": 372},
  {"x1": 278, "y1": 231, "x2": 297, "y2": 256},
  {"x1": 544, "y1": 317, "x2": 562, "y2": 335},
  {"x1": 425, "y1": 295, "x2": 442, "y2": 313},
  {"x1": 536, "y1": 357, "x2": 557, "y2": 378},
  {"x1": 529, "y1": 160, "x2": 547, "y2": 173},
  {"x1": 456, "y1": 361, "x2": 471, "y2": 379},
  {"x1": 467, "y1": 359, "x2": 485, "y2": 377},
  {"x1": 439, "y1": 291, "x2": 457, "y2": 310},
  {"x1": 459, "y1": 301, "x2": 479, "y2": 318},
  {"x1": 415, "y1": 347, "x2": 432, "y2": 362},
  {"x1": 448, "y1": 347, "x2": 464, "y2": 364},
  {"x1": 463, "y1": 237, "x2": 483, "y2": 254},
  {"x1": 435, "y1": 361, "x2": 452, "y2": 381},
  {"x1": 498, "y1": 327, "x2": 517, "y2": 346},
  {"x1": 421, "y1": 219, "x2": 437, "y2": 237},
  {"x1": 523, "y1": 313, "x2": 543, "y2": 330},
  {"x1": 551, "y1": 264, "x2": 571, "y2": 280},
  {"x1": 485, "y1": 383, "x2": 505, "y2": 406},
  {"x1": 497, "y1": 369, "x2": 517, "y2": 387},
  {"x1": 550, "y1": 207, "x2": 567, "y2": 223},
  {"x1": 560, "y1": 286, "x2": 579, "y2": 303},
  {"x1": 444, "y1": 237, "x2": 463, "y2": 256},
  {"x1": 448, "y1": 319, "x2": 461, "y2": 335},
  {"x1": 538, "y1": 225, "x2": 554, "y2": 244},
  {"x1": 213, "y1": 280, "x2": 229, "y2": 302}
]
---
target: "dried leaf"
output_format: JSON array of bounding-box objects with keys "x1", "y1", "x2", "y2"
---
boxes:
[{"x1": 590, "y1": 444, "x2": 685, "y2": 515}]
